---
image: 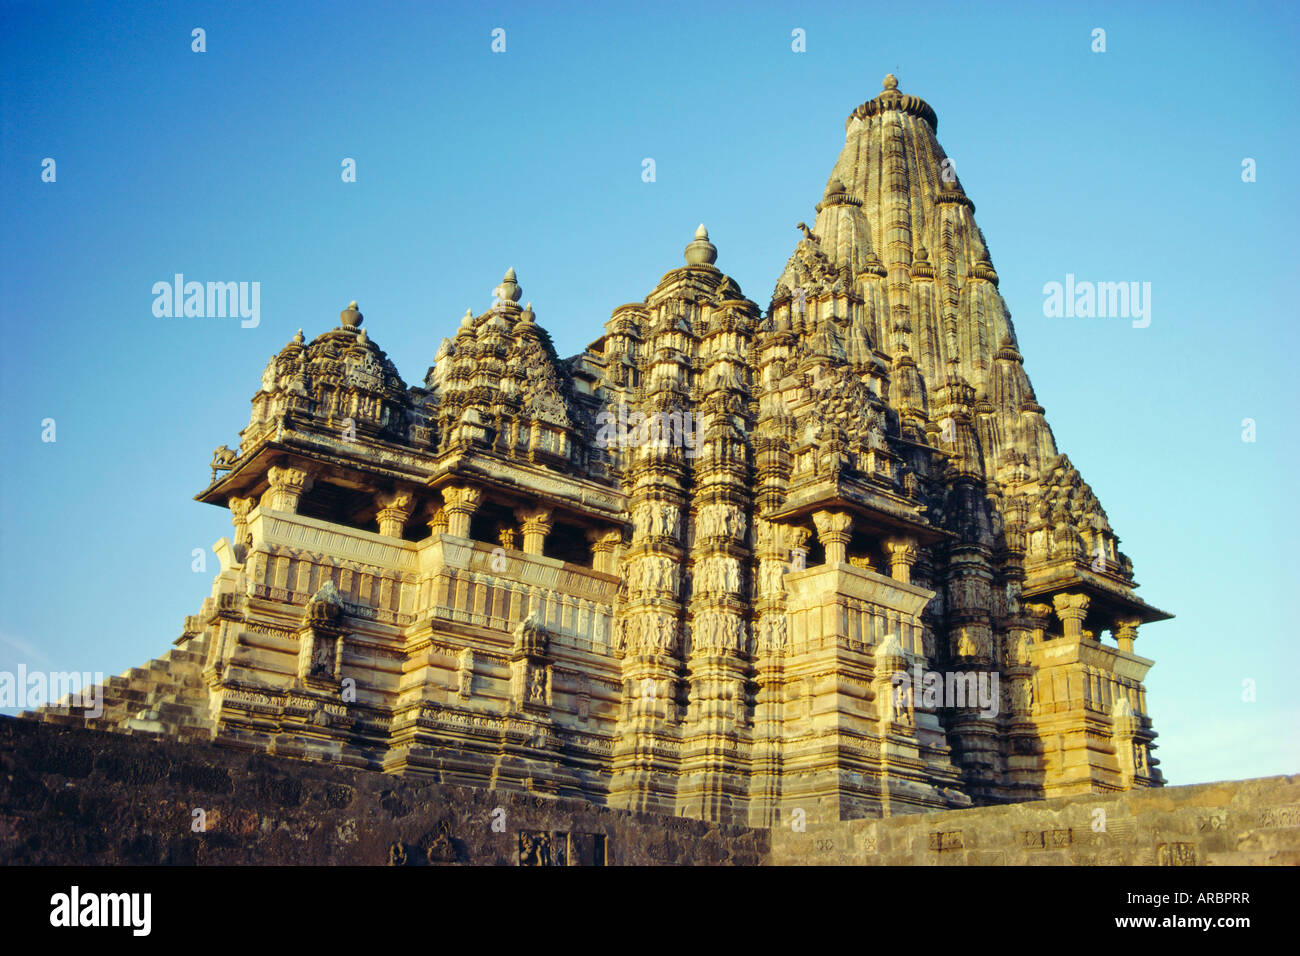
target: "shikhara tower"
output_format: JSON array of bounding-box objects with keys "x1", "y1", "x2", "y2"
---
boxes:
[{"x1": 30, "y1": 77, "x2": 1170, "y2": 825}]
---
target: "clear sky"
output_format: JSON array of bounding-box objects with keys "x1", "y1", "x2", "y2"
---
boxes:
[{"x1": 1, "y1": 0, "x2": 1296, "y2": 785}]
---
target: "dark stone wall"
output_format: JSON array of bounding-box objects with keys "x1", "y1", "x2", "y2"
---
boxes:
[
  {"x1": 3, "y1": 717, "x2": 1293, "y2": 865},
  {"x1": 0, "y1": 718, "x2": 767, "y2": 865}
]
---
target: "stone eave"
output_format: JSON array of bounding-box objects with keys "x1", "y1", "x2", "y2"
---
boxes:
[
  {"x1": 427, "y1": 450, "x2": 627, "y2": 525},
  {"x1": 766, "y1": 475, "x2": 946, "y2": 545},
  {"x1": 196, "y1": 431, "x2": 433, "y2": 508},
  {"x1": 1023, "y1": 561, "x2": 1173, "y2": 625}
]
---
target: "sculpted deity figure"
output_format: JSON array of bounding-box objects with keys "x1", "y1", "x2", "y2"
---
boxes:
[{"x1": 528, "y1": 667, "x2": 547, "y2": 704}]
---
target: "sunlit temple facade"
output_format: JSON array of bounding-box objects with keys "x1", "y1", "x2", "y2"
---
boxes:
[{"x1": 29, "y1": 77, "x2": 1170, "y2": 826}]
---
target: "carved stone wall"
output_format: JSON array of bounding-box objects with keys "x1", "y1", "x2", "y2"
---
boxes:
[{"x1": 23, "y1": 76, "x2": 1172, "y2": 829}]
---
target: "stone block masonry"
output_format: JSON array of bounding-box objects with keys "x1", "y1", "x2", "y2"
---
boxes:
[
  {"x1": 26, "y1": 75, "x2": 1175, "y2": 827},
  {"x1": 1, "y1": 718, "x2": 1293, "y2": 865},
  {"x1": 0, "y1": 718, "x2": 766, "y2": 866},
  {"x1": 768, "y1": 772, "x2": 1300, "y2": 866}
]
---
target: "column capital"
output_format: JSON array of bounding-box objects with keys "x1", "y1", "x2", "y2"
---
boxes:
[
  {"x1": 884, "y1": 535, "x2": 920, "y2": 584},
  {"x1": 515, "y1": 507, "x2": 554, "y2": 555},
  {"x1": 586, "y1": 528, "x2": 624, "y2": 573},
  {"x1": 786, "y1": 525, "x2": 813, "y2": 551},
  {"x1": 1052, "y1": 592, "x2": 1091, "y2": 641},
  {"x1": 812, "y1": 509, "x2": 852, "y2": 566},
  {"x1": 264, "y1": 462, "x2": 314, "y2": 513},
  {"x1": 441, "y1": 484, "x2": 483, "y2": 514},
  {"x1": 228, "y1": 496, "x2": 257, "y2": 521},
  {"x1": 440, "y1": 484, "x2": 483, "y2": 538},
  {"x1": 376, "y1": 490, "x2": 415, "y2": 538}
]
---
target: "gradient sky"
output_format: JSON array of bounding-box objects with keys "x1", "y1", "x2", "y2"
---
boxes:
[{"x1": 2, "y1": 0, "x2": 1296, "y2": 785}]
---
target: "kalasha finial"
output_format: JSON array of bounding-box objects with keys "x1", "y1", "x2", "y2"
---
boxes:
[
  {"x1": 293, "y1": 329, "x2": 304, "y2": 343},
  {"x1": 460, "y1": 308, "x2": 474, "y2": 329},
  {"x1": 684, "y1": 223, "x2": 717, "y2": 266},
  {"x1": 495, "y1": 267, "x2": 522, "y2": 305},
  {"x1": 883, "y1": 74, "x2": 899, "y2": 91},
  {"x1": 340, "y1": 301, "x2": 363, "y2": 328}
]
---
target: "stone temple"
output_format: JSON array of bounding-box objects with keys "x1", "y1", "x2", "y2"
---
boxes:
[{"x1": 29, "y1": 76, "x2": 1171, "y2": 826}]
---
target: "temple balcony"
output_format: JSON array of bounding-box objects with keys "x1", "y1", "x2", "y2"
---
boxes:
[
  {"x1": 784, "y1": 560, "x2": 934, "y2": 656},
  {"x1": 415, "y1": 535, "x2": 619, "y2": 657}
]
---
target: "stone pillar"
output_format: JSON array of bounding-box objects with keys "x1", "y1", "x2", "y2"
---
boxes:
[
  {"x1": 1023, "y1": 602, "x2": 1053, "y2": 643},
  {"x1": 441, "y1": 485, "x2": 482, "y2": 539},
  {"x1": 587, "y1": 528, "x2": 623, "y2": 574},
  {"x1": 884, "y1": 536, "x2": 920, "y2": 584},
  {"x1": 812, "y1": 510, "x2": 852, "y2": 566},
  {"x1": 264, "y1": 464, "x2": 313, "y2": 513},
  {"x1": 376, "y1": 491, "x2": 415, "y2": 538},
  {"x1": 1052, "y1": 593, "x2": 1090, "y2": 641},
  {"x1": 427, "y1": 507, "x2": 449, "y2": 537},
  {"x1": 1111, "y1": 697, "x2": 1140, "y2": 787},
  {"x1": 1114, "y1": 619, "x2": 1139, "y2": 653},
  {"x1": 787, "y1": 525, "x2": 812, "y2": 571},
  {"x1": 516, "y1": 508, "x2": 554, "y2": 555},
  {"x1": 229, "y1": 495, "x2": 256, "y2": 560}
]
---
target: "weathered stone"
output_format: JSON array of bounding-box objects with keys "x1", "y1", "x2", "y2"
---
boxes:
[{"x1": 22, "y1": 77, "x2": 1173, "y2": 828}]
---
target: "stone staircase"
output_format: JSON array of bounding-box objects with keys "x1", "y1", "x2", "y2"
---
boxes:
[{"x1": 21, "y1": 636, "x2": 214, "y2": 742}]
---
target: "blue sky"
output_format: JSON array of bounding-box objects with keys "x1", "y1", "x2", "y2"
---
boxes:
[{"x1": 1, "y1": 0, "x2": 1296, "y2": 785}]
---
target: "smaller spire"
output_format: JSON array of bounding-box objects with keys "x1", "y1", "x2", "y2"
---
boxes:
[
  {"x1": 911, "y1": 244, "x2": 934, "y2": 280},
  {"x1": 971, "y1": 256, "x2": 1000, "y2": 286}
]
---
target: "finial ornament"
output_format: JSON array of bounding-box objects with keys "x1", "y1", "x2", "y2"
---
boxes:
[
  {"x1": 340, "y1": 301, "x2": 363, "y2": 328},
  {"x1": 495, "y1": 267, "x2": 522, "y2": 304},
  {"x1": 293, "y1": 329, "x2": 304, "y2": 343},
  {"x1": 684, "y1": 223, "x2": 717, "y2": 266},
  {"x1": 883, "y1": 73, "x2": 899, "y2": 91}
]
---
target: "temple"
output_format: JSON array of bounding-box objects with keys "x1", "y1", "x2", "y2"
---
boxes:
[{"x1": 27, "y1": 76, "x2": 1171, "y2": 826}]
